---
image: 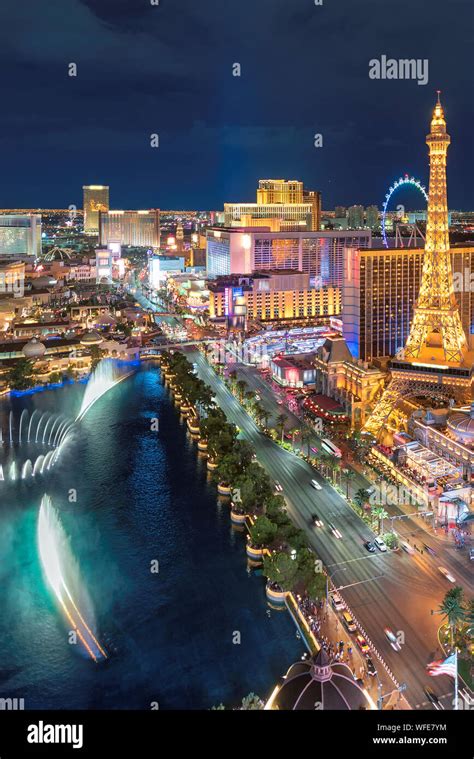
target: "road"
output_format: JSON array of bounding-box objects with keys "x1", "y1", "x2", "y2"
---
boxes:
[
  {"x1": 188, "y1": 347, "x2": 470, "y2": 710},
  {"x1": 130, "y1": 278, "x2": 471, "y2": 709},
  {"x1": 236, "y1": 362, "x2": 472, "y2": 592}
]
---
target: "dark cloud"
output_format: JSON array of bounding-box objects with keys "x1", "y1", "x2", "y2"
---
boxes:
[{"x1": 0, "y1": 0, "x2": 472, "y2": 209}]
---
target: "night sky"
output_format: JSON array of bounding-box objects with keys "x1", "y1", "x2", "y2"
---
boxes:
[{"x1": 1, "y1": 0, "x2": 472, "y2": 210}]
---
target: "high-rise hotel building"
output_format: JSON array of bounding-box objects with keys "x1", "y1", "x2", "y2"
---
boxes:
[
  {"x1": 99, "y1": 209, "x2": 160, "y2": 249},
  {"x1": 83, "y1": 185, "x2": 110, "y2": 235},
  {"x1": 224, "y1": 179, "x2": 321, "y2": 232},
  {"x1": 208, "y1": 270, "x2": 340, "y2": 323},
  {"x1": 256, "y1": 179, "x2": 304, "y2": 204},
  {"x1": 343, "y1": 245, "x2": 474, "y2": 362},
  {"x1": 0, "y1": 214, "x2": 42, "y2": 258},
  {"x1": 206, "y1": 228, "x2": 371, "y2": 288}
]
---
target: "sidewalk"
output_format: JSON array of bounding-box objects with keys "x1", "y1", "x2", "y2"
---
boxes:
[{"x1": 293, "y1": 595, "x2": 411, "y2": 709}]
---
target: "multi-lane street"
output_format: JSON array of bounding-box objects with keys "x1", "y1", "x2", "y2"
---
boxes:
[
  {"x1": 235, "y1": 361, "x2": 472, "y2": 591},
  {"x1": 130, "y1": 281, "x2": 471, "y2": 709},
  {"x1": 188, "y1": 347, "x2": 471, "y2": 710}
]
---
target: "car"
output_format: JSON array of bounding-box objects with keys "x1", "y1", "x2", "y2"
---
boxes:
[
  {"x1": 341, "y1": 611, "x2": 357, "y2": 633},
  {"x1": 366, "y1": 657, "x2": 377, "y2": 677},
  {"x1": 312, "y1": 514, "x2": 323, "y2": 528},
  {"x1": 438, "y1": 566, "x2": 456, "y2": 583},
  {"x1": 355, "y1": 634, "x2": 370, "y2": 655},
  {"x1": 310, "y1": 446, "x2": 318, "y2": 453},
  {"x1": 331, "y1": 593, "x2": 345, "y2": 612},
  {"x1": 374, "y1": 536, "x2": 387, "y2": 552},
  {"x1": 327, "y1": 522, "x2": 342, "y2": 539},
  {"x1": 470, "y1": 548, "x2": 474, "y2": 561},
  {"x1": 273, "y1": 481, "x2": 283, "y2": 493},
  {"x1": 276, "y1": 399, "x2": 283, "y2": 405},
  {"x1": 400, "y1": 540, "x2": 415, "y2": 555},
  {"x1": 384, "y1": 627, "x2": 401, "y2": 652},
  {"x1": 311, "y1": 479, "x2": 322, "y2": 491},
  {"x1": 363, "y1": 541, "x2": 376, "y2": 553},
  {"x1": 424, "y1": 686, "x2": 443, "y2": 709}
]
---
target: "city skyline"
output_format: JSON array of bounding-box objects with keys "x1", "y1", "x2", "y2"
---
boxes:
[
  {"x1": 0, "y1": 0, "x2": 472, "y2": 210},
  {"x1": 0, "y1": 1, "x2": 472, "y2": 742}
]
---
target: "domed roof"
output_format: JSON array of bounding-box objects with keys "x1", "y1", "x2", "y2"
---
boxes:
[
  {"x1": 80, "y1": 330, "x2": 103, "y2": 346},
  {"x1": 270, "y1": 649, "x2": 370, "y2": 711},
  {"x1": 447, "y1": 404, "x2": 474, "y2": 442},
  {"x1": 42, "y1": 247, "x2": 74, "y2": 262},
  {"x1": 22, "y1": 337, "x2": 46, "y2": 358}
]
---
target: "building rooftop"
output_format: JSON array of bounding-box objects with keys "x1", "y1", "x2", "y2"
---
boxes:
[
  {"x1": 269, "y1": 649, "x2": 370, "y2": 711},
  {"x1": 271, "y1": 353, "x2": 315, "y2": 371}
]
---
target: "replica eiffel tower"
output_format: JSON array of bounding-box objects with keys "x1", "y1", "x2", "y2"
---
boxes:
[{"x1": 364, "y1": 94, "x2": 474, "y2": 439}]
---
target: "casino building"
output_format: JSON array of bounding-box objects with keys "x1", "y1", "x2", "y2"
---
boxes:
[
  {"x1": 343, "y1": 244, "x2": 474, "y2": 363},
  {"x1": 208, "y1": 270, "x2": 340, "y2": 324},
  {"x1": 206, "y1": 227, "x2": 370, "y2": 285}
]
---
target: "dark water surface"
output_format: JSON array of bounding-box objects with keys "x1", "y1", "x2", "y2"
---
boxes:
[{"x1": 0, "y1": 364, "x2": 302, "y2": 709}]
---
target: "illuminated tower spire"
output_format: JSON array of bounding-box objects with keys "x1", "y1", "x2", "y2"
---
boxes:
[
  {"x1": 402, "y1": 95, "x2": 467, "y2": 363},
  {"x1": 363, "y1": 96, "x2": 473, "y2": 439}
]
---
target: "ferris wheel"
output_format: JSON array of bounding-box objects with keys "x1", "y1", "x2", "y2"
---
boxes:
[{"x1": 382, "y1": 174, "x2": 428, "y2": 248}]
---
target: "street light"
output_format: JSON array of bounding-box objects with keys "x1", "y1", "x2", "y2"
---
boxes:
[
  {"x1": 325, "y1": 565, "x2": 347, "y2": 604},
  {"x1": 376, "y1": 681, "x2": 407, "y2": 711}
]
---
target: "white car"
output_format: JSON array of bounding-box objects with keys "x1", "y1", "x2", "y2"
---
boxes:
[
  {"x1": 274, "y1": 481, "x2": 283, "y2": 493},
  {"x1": 328, "y1": 522, "x2": 342, "y2": 539},
  {"x1": 374, "y1": 536, "x2": 387, "y2": 552},
  {"x1": 311, "y1": 479, "x2": 322, "y2": 491},
  {"x1": 331, "y1": 593, "x2": 345, "y2": 612},
  {"x1": 384, "y1": 627, "x2": 401, "y2": 652},
  {"x1": 438, "y1": 566, "x2": 456, "y2": 583}
]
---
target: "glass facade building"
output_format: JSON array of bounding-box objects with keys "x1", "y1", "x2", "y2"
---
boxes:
[
  {"x1": 0, "y1": 214, "x2": 42, "y2": 258},
  {"x1": 99, "y1": 210, "x2": 160, "y2": 248},
  {"x1": 206, "y1": 229, "x2": 370, "y2": 286},
  {"x1": 83, "y1": 185, "x2": 110, "y2": 235},
  {"x1": 342, "y1": 245, "x2": 474, "y2": 361}
]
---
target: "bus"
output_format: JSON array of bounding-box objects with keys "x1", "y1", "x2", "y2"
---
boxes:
[{"x1": 321, "y1": 438, "x2": 342, "y2": 458}]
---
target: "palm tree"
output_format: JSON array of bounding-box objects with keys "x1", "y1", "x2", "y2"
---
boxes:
[
  {"x1": 342, "y1": 468, "x2": 356, "y2": 498},
  {"x1": 438, "y1": 587, "x2": 467, "y2": 647},
  {"x1": 320, "y1": 453, "x2": 338, "y2": 483},
  {"x1": 244, "y1": 390, "x2": 254, "y2": 406},
  {"x1": 275, "y1": 413, "x2": 287, "y2": 443},
  {"x1": 354, "y1": 487, "x2": 369, "y2": 509},
  {"x1": 300, "y1": 427, "x2": 312, "y2": 456},
  {"x1": 260, "y1": 408, "x2": 271, "y2": 429},
  {"x1": 318, "y1": 453, "x2": 331, "y2": 478},
  {"x1": 331, "y1": 457, "x2": 341, "y2": 485},
  {"x1": 236, "y1": 379, "x2": 247, "y2": 402},
  {"x1": 252, "y1": 402, "x2": 265, "y2": 426},
  {"x1": 371, "y1": 505, "x2": 388, "y2": 534}
]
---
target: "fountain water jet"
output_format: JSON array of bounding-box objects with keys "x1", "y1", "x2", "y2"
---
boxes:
[
  {"x1": 0, "y1": 409, "x2": 74, "y2": 486},
  {"x1": 37, "y1": 495, "x2": 107, "y2": 662},
  {"x1": 77, "y1": 359, "x2": 135, "y2": 421}
]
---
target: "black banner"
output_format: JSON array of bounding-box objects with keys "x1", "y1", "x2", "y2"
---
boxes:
[{"x1": 0, "y1": 709, "x2": 469, "y2": 756}]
